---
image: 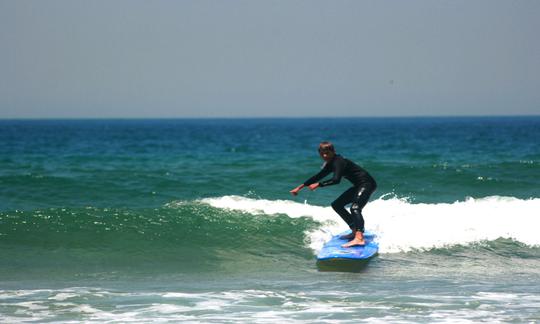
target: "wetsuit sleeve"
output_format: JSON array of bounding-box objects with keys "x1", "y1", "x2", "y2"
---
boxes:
[
  {"x1": 303, "y1": 164, "x2": 332, "y2": 186},
  {"x1": 318, "y1": 158, "x2": 345, "y2": 187}
]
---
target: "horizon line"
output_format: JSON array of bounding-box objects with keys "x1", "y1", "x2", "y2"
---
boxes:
[{"x1": 1, "y1": 114, "x2": 539, "y2": 121}]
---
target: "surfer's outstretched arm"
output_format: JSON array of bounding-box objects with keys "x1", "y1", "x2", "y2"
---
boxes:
[{"x1": 290, "y1": 182, "x2": 321, "y2": 196}]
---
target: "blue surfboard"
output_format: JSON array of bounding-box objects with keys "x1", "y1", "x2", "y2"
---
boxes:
[{"x1": 317, "y1": 231, "x2": 378, "y2": 261}]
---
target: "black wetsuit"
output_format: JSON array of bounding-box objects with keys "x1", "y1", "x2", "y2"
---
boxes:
[{"x1": 304, "y1": 154, "x2": 376, "y2": 233}]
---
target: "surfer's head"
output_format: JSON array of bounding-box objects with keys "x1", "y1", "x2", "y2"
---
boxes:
[{"x1": 318, "y1": 141, "x2": 335, "y2": 162}]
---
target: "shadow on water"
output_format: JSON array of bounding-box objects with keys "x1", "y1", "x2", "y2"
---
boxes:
[{"x1": 316, "y1": 257, "x2": 376, "y2": 273}]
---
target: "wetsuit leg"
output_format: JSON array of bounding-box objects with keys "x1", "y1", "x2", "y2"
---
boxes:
[
  {"x1": 331, "y1": 187, "x2": 357, "y2": 229},
  {"x1": 350, "y1": 184, "x2": 375, "y2": 233}
]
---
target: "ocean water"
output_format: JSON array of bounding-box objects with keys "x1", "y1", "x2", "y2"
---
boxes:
[{"x1": 0, "y1": 117, "x2": 539, "y2": 323}]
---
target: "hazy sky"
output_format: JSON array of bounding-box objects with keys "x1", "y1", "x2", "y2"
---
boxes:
[{"x1": 1, "y1": 0, "x2": 539, "y2": 118}]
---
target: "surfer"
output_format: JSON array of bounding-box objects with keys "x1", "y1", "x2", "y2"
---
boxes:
[{"x1": 290, "y1": 141, "x2": 377, "y2": 247}]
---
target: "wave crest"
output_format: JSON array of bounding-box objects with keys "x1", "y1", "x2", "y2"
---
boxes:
[{"x1": 200, "y1": 195, "x2": 540, "y2": 254}]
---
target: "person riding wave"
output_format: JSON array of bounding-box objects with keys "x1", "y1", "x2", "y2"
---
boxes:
[{"x1": 290, "y1": 141, "x2": 377, "y2": 247}]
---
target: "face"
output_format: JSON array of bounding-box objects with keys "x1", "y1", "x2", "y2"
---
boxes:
[{"x1": 319, "y1": 149, "x2": 335, "y2": 162}]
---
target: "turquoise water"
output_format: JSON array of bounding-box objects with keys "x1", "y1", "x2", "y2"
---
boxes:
[{"x1": 1, "y1": 117, "x2": 539, "y2": 322}]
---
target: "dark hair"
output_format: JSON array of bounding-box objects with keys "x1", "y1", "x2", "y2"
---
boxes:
[{"x1": 318, "y1": 141, "x2": 335, "y2": 153}]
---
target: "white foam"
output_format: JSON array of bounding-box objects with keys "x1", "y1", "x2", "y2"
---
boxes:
[
  {"x1": 2, "y1": 287, "x2": 539, "y2": 322},
  {"x1": 73, "y1": 304, "x2": 102, "y2": 314},
  {"x1": 48, "y1": 292, "x2": 78, "y2": 301},
  {"x1": 200, "y1": 195, "x2": 334, "y2": 222},
  {"x1": 145, "y1": 303, "x2": 192, "y2": 314},
  {"x1": 163, "y1": 292, "x2": 202, "y2": 299},
  {"x1": 200, "y1": 195, "x2": 540, "y2": 254}
]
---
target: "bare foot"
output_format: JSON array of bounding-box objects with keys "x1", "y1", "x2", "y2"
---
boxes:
[
  {"x1": 341, "y1": 238, "x2": 365, "y2": 248},
  {"x1": 339, "y1": 232, "x2": 355, "y2": 240}
]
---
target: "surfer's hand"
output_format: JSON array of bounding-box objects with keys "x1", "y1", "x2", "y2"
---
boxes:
[
  {"x1": 308, "y1": 183, "x2": 320, "y2": 191},
  {"x1": 290, "y1": 184, "x2": 304, "y2": 196}
]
